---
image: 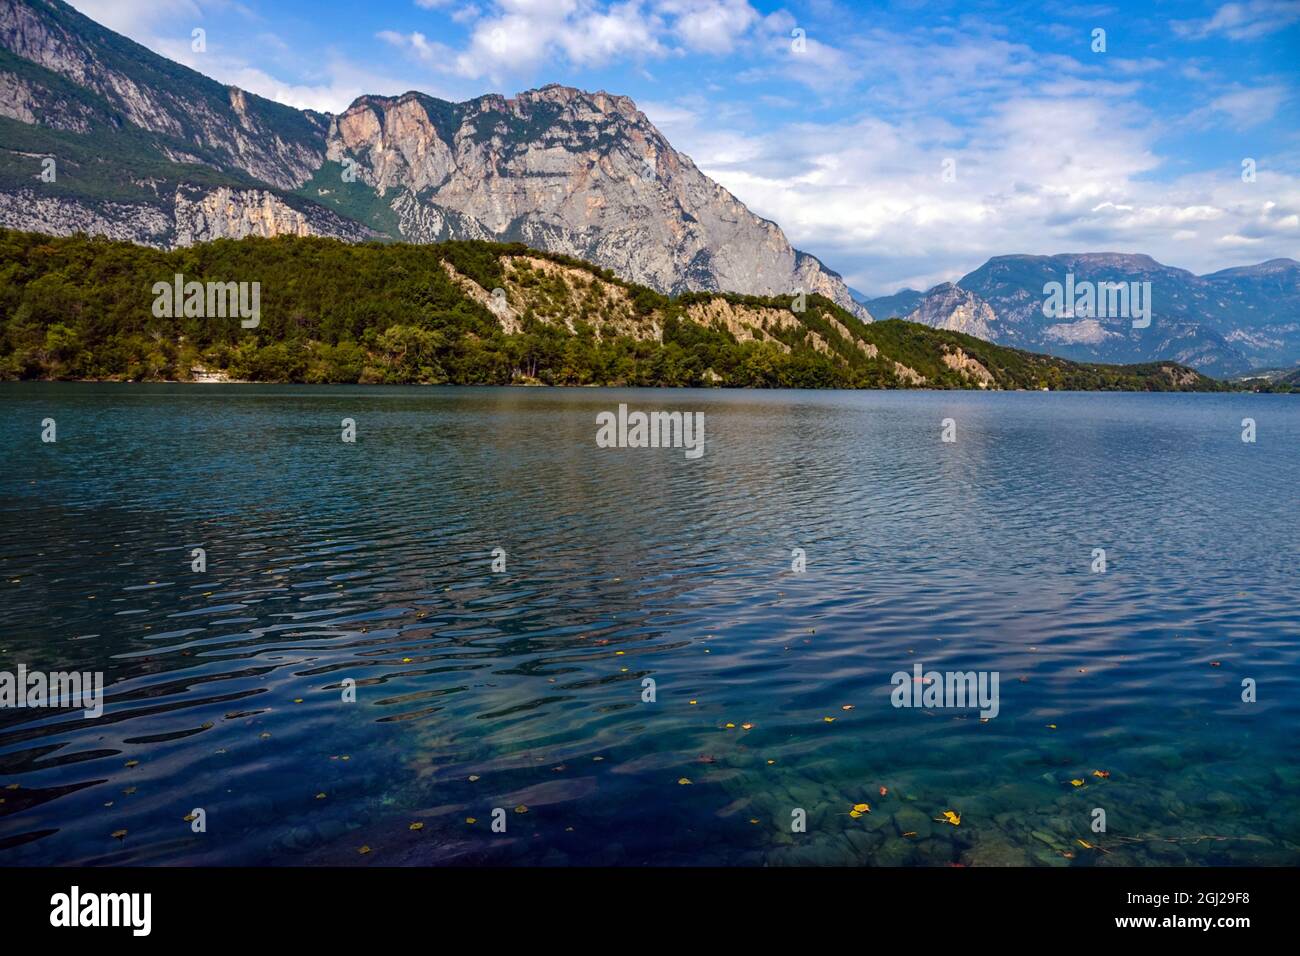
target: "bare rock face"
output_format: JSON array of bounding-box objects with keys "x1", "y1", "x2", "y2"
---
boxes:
[
  {"x1": 321, "y1": 86, "x2": 870, "y2": 319},
  {"x1": 0, "y1": 188, "x2": 171, "y2": 244},
  {"x1": 172, "y1": 186, "x2": 375, "y2": 244},
  {"x1": 904, "y1": 283, "x2": 1001, "y2": 340}
]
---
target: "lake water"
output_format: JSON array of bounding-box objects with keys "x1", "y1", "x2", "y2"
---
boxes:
[{"x1": 0, "y1": 383, "x2": 1296, "y2": 866}]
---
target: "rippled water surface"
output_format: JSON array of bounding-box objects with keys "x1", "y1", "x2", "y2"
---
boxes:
[{"x1": 1, "y1": 383, "x2": 1296, "y2": 866}]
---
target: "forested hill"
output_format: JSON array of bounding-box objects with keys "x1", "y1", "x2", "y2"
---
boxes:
[{"x1": 0, "y1": 228, "x2": 1227, "y2": 391}]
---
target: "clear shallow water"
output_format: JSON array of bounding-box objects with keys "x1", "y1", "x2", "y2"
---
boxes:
[{"x1": 0, "y1": 383, "x2": 1296, "y2": 866}]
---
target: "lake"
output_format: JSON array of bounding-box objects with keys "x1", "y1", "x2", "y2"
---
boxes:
[{"x1": 0, "y1": 383, "x2": 1296, "y2": 866}]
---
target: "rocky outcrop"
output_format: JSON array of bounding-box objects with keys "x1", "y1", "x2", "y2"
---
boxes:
[
  {"x1": 0, "y1": 189, "x2": 171, "y2": 244},
  {"x1": 0, "y1": 185, "x2": 374, "y2": 247},
  {"x1": 941, "y1": 347, "x2": 994, "y2": 387},
  {"x1": 905, "y1": 283, "x2": 1000, "y2": 340},
  {"x1": 172, "y1": 186, "x2": 375, "y2": 244}
]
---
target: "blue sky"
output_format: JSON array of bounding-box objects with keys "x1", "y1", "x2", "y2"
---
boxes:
[{"x1": 70, "y1": 0, "x2": 1300, "y2": 295}]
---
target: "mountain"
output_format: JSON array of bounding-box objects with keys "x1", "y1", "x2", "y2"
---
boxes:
[
  {"x1": 0, "y1": 0, "x2": 868, "y2": 318},
  {"x1": 872, "y1": 253, "x2": 1300, "y2": 377},
  {"x1": 861, "y1": 288, "x2": 924, "y2": 320},
  {"x1": 0, "y1": 227, "x2": 1223, "y2": 392}
]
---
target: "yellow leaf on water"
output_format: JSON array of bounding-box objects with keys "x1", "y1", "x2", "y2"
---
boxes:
[
  {"x1": 688, "y1": 699, "x2": 698, "y2": 705},
  {"x1": 678, "y1": 777, "x2": 692, "y2": 785},
  {"x1": 315, "y1": 792, "x2": 327, "y2": 800},
  {"x1": 1092, "y1": 770, "x2": 1110, "y2": 778},
  {"x1": 852, "y1": 803, "x2": 870, "y2": 813},
  {"x1": 1070, "y1": 779, "x2": 1085, "y2": 787},
  {"x1": 401, "y1": 658, "x2": 412, "y2": 663},
  {"x1": 465, "y1": 817, "x2": 477, "y2": 825},
  {"x1": 741, "y1": 723, "x2": 754, "y2": 730},
  {"x1": 514, "y1": 805, "x2": 528, "y2": 813},
  {"x1": 939, "y1": 810, "x2": 961, "y2": 826},
  {"x1": 124, "y1": 760, "x2": 139, "y2": 768},
  {"x1": 1046, "y1": 724, "x2": 1057, "y2": 729},
  {"x1": 849, "y1": 810, "x2": 863, "y2": 819},
  {"x1": 111, "y1": 829, "x2": 128, "y2": 840},
  {"x1": 409, "y1": 822, "x2": 424, "y2": 831},
  {"x1": 1077, "y1": 839, "x2": 1094, "y2": 849},
  {"x1": 724, "y1": 722, "x2": 736, "y2": 729},
  {"x1": 823, "y1": 716, "x2": 836, "y2": 723},
  {"x1": 358, "y1": 846, "x2": 371, "y2": 854},
  {"x1": 767, "y1": 759, "x2": 776, "y2": 765}
]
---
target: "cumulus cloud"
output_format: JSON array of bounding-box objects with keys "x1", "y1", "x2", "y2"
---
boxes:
[{"x1": 382, "y1": 0, "x2": 763, "y2": 82}]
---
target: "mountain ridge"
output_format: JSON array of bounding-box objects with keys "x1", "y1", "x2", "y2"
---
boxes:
[
  {"x1": 0, "y1": 0, "x2": 869, "y2": 318},
  {"x1": 866, "y1": 253, "x2": 1300, "y2": 376}
]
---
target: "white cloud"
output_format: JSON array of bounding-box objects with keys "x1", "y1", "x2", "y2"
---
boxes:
[
  {"x1": 1173, "y1": 0, "x2": 1300, "y2": 41},
  {"x1": 68, "y1": 0, "x2": 203, "y2": 37}
]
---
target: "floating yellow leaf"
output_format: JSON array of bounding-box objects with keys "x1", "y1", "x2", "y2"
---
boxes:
[
  {"x1": 358, "y1": 846, "x2": 372, "y2": 854},
  {"x1": 766, "y1": 759, "x2": 776, "y2": 765},
  {"x1": 938, "y1": 810, "x2": 961, "y2": 826},
  {"x1": 1092, "y1": 770, "x2": 1110, "y2": 778},
  {"x1": 293, "y1": 698, "x2": 303, "y2": 704},
  {"x1": 724, "y1": 722, "x2": 736, "y2": 729},
  {"x1": 409, "y1": 822, "x2": 424, "y2": 831},
  {"x1": 315, "y1": 792, "x2": 327, "y2": 799},
  {"x1": 678, "y1": 777, "x2": 692, "y2": 785},
  {"x1": 124, "y1": 760, "x2": 139, "y2": 768},
  {"x1": 465, "y1": 817, "x2": 477, "y2": 824},
  {"x1": 111, "y1": 829, "x2": 128, "y2": 840},
  {"x1": 852, "y1": 803, "x2": 870, "y2": 813},
  {"x1": 1077, "y1": 839, "x2": 1094, "y2": 849},
  {"x1": 514, "y1": 804, "x2": 528, "y2": 813},
  {"x1": 1070, "y1": 779, "x2": 1084, "y2": 787},
  {"x1": 849, "y1": 810, "x2": 863, "y2": 819},
  {"x1": 1046, "y1": 724, "x2": 1057, "y2": 729},
  {"x1": 741, "y1": 723, "x2": 754, "y2": 730},
  {"x1": 401, "y1": 658, "x2": 412, "y2": 663},
  {"x1": 688, "y1": 699, "x2": 698, "y2": 705},
  {"x1": 823, "y1": 716, "x2": 836, "y2": 723}
]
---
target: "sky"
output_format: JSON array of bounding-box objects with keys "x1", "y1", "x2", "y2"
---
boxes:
[{"x1": 68, "y1": 0, "x2": 1300, "y2": 297}]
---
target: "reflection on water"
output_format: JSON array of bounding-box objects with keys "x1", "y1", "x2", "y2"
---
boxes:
[{"x1": 0, "y1": 383, "x2": 1296, "y2": 866}]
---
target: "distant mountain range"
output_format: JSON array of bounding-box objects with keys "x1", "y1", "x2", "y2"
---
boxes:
[
  {"x1": 1, "y1": 0, "x2": 1295, "y2": 380},
  {"x1": 863, "y1": 254, "x2": 1300, "y2": 377}
]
